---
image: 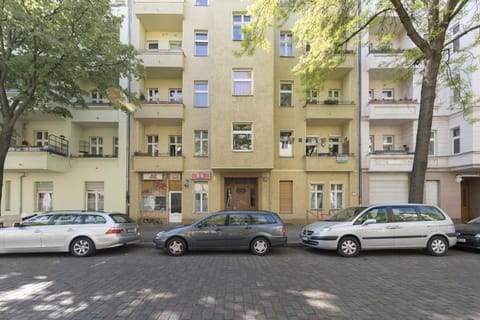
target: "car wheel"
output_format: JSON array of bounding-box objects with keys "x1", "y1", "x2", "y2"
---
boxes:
[
  {"x1": 427, "y1": 236, "x2": 448, "y2": 256},
  {"x1": 70, "y1": 237, "x2": 96, "y2": 257},
  {"x1": 166, "y1": 237, "x2": 186, "y2": 256},
  {"x1": 250, "y1": 237, "x2": 270, "y2": 256},
  {"x1": 337, "y1": 236, "x2": 360, "y2": 257}
]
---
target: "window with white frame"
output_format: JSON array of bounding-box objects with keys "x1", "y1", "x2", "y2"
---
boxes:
[
  {"x1": 169, "y1": 88, "x2": 183, "y2": 102},
  {"x1": 113, "y1": 136, "x2": 118, "y2": 157},
  {"x1": 90, "y1": 137, "x2": 103, "y2": 155},
  {"x1": 280, "y1": 32, "x2": 293, "y2": 56},
  {"x1": 280, "y1": 81, "x2": 293, "y2": 107},
  {"x1": 195, "y1": 31, "x2": 208, "y2": 56},
  {"x1": 232, "y1": 123, "x2": 253, "y2": 151},
  {"x1": 194, "y1": 182, "x2": 208, "y2": 213},
  {"x1": 194, "y1": 130, "x2": 208, "y2": 157},
  {"x1": 169, "y1": 40, "x2": 182, "y2": 51},
  {"x1": 452, "y1": 24, "x2": 460, "y2": 52},
  {"x1": 169, "y1": 136, "x2": 182, "y2": 157},
  {"x1": 428, "y1": 131, "x2": 436, "y2": 156},
  {"x1": 233, "y1": 14, "x2": 251, "y2": 41},
  {"x1": 147, "y1": 40, "x2": 159, "y2": 51},
  {"x1": 369, "y1": 135, "x2": 374, "y2": 153},
  {"x1": 196, "y1": 0, "x2": 208, "y2": 6},
  {"x1": 86, "y1": 182, "x2": 104, "y2": 211},
  {"x1": 452, "y1": 127, "x2": 460, "y2": 154},
  {"x1": 328, "y1": 89, "x2": 340, "y2": 100},
  {"x1": 307, "y1": 89, "x2": 318, "y2": 104},
  {"x1": 330, "y1": 184, "x2": 343, "y2": 209},
  {"x1": 279, "y1": 131, "x2": 293, "y2": 157},
  {"x1": 233, "y1": 69, "x2": 253, "y2": 96},
  {"x1": 147, "y1": 88, "x2": 159, "y2": 102},
  {"x1": 34, "y1": 130, "x2": 49, "y2": 147},
  {"x1": 381, "y1": 89, "x2": 394, "y2": 100},
  {"x1": 310, "y1": 184, "x2": 324, "y2": 210},
  {"x1": 91, "y1": 90, "x2": 104, "y2": 104},
  {"x1": 383, "y1": 135, "x2": 394, "y2": 151},
  {"x1": 147, "y1": 135, "x2": 158, "y2": 156},
  {"x1": 194, "y1": 81, "x2": 209, "y2": 107},
  {"x1": 328, "y1": 136, "x2": 341, "y2": 155},
  {"x1": 36, "y1": 181, "x2": 53, "y2": 212},
  {"x1": 306, "y1": 136, "x2": 319, "y2": 156}
]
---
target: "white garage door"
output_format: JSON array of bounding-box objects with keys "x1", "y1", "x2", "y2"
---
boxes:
[{"x1": 369, "y1": 174, "x2": 409, "y2": 204}]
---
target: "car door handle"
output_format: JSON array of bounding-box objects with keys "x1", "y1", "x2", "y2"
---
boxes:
[
  {"x1": 245, "y1": 226, "x2": 252, "y2": 230},
  {"x1": 386, "y1": 226, "x2": 399, "y2": 229}
]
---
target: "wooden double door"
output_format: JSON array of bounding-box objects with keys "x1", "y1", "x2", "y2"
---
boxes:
[{"x1": 224, "y1": 178, "x2": 257, "y2": 210}]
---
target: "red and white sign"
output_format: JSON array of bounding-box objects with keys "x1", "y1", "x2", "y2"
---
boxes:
[
  {"x1": 143, "y1": 173, "x2": 163, "y2": 180},
  {"x1": 191, "y1": 172, "x2": 211, "y2": 180}
]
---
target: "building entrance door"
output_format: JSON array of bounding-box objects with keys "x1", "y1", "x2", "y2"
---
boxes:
[
  {"x1": 169, "y1": 191, "x2": 182, "y2": 223},
  {"x1": 225, "y1": 178, "x2": 257, "y2": 210}
]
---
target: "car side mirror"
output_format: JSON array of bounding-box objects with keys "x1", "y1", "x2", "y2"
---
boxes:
[
  {"x1": 363, "y1": 219, "x2": 377, "y2": 225},
  {"x1": 13, "y1": 222, "x2": 23, "y2": 228},
  {"x1": 196, "y1": 223, "x2": 203, "y2": 229}
]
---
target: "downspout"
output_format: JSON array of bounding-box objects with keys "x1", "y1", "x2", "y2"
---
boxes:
[
  {"x1": 356, "y1": 0, "x2": 363, "y2": 205},
  {"x1": 126, "y1": 0, "x2": 132, "y2": 216}
]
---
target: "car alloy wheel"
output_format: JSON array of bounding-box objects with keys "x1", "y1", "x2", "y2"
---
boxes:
[
  {"x1": 251, "y1": 237, "x2": 270, "y2": 256},
  {"x1": 427, "y1": 236, "x2": 448, "y2": 256},
  {"x1": 70, "y1": 237, "x2": 95, "y2": 257},
  {"x1": 166, "y1": 237, "x2": 186, "y2": 256},
  {"x1": 337, "y1": 236, "x2": 360, "y2": 257}
]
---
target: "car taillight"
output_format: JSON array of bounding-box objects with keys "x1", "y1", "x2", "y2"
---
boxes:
[
  {"x1": 282, "y1": 226, "x2": 286, "y2": 236},
  {"x1": 106, "y1": 228, "x2": 124, "y2": 234}
]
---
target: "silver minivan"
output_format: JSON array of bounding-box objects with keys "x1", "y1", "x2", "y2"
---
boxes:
[{"x1": 300, "y1": 204, "x2": 457, "y2": 257}]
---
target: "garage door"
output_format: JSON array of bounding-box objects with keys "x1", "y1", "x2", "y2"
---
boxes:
[{"x1": 369, "y1": 174, "x2": 408, "y2": 204}]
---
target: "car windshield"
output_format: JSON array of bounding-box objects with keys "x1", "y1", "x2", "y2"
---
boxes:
[
  {"x1": 467, "y1": 216, "x2": 480, "y2": 224},
  {"x1": 110, "y1": 214, "x2": 134, "y2": 223},
  {"x1": 322, "y1": 207, "x2": 367, "y2": 222}
]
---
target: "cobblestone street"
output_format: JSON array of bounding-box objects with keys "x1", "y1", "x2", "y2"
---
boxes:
[{"x1": 1, "y1": 245, "x2": 479, "y2": 320}]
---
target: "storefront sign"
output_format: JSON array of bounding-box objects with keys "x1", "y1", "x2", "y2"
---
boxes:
[
  {"x1": 143, "y1": 173, "x2": 163, "y2": 180},
  {"x1": 191, "y1": 172, "x2": 211, "y2": 180}
]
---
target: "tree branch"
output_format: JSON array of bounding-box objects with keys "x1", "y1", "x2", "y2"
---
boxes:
[{"x1": 443, "y1": 24, "x2": 480, "y2": 48}]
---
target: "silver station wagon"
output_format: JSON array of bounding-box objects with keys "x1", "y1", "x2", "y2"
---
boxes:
[
  {"x1": 0, "y1": 211, "x2": 140, "y2": 257},
  {"x1": 300, "y1": 204, "x2": 457, "y2": 257}
]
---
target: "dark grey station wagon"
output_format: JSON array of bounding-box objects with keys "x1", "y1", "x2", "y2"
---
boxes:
[{"x1": 153, "y1": 210, "x2": 287, "y2": 256}]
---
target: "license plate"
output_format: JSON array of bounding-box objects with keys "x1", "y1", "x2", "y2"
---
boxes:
[
  {"x1": 126, "y1": 228, "x2": 136, "y2": 234},
  {"x1": 457, "y1": 238, "x2": 466, "y2": 243}
]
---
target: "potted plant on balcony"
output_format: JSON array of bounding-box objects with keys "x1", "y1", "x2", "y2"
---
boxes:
[{"x1": 324, "y1": 98, "x2": 339, "y2": 105}]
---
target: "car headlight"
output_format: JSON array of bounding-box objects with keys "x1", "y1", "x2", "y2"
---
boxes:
[{"x1": 475, "y1": 234, "x2": 480, "y2": 239}]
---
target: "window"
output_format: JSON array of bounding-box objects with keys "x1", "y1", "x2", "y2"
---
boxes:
[
  {"x1": 142, "y1": 179, "x2": 167, "y2": 211},
  {"x1": 195, "y1": 31, "x2": 208, "y2": 56},
  {"x1": 84, "y1": 215, "x2": 107, "y2": 224},
  {"x1": 147, "y1": 41, "x2": 159, "y2": 51},
  {"x1": 391, "y1": 206, "x2": 420, "y2": 222},
  {"x1": 147, "y1": 135, "x2": 159, "y2": 156},
  {"x1": 91, "y1": 90, "x2": 104, "y2": 104},
  {"x1": 306, "y1": 136, "x2": 319, "y2": 156},
  {"x1": 86, "y1": 182, "x2": 104, "y2": 211},
  {"x1": 369, "y1": 135, "x2": 374, "y2": 153},
  {"x1": 34, "y1": 131, "x2": 49, "y2": 147},
  {"x1": 202, "y1": 214, "x2": 227, "y2": 227},
  {"x1": 383, "y1": 135, "x2": 394, "y2": 151},
  {"x1": 113, "y1": 136, "x2": 118, "y2": 157},
  {"x1": 36, "y1": 181, "x2": 53, "y2": 212},
  {"x1": 419, "y1": 205, "x2": 446, "y2": 221},
  {"x1": 452, "y1": 24, "x2": 460, "y2": 52},
  {"x1": 196, "y1": 0, "x2": 208, "y2": 6},
  {"x1": 90, "y1": 136, "x2": 103, "y2": 156},
  {"x1": 169, "y1": 136, "x2": 182, "y2": 157},
  {"x1": 229, "y1": 213, "x2": 250, "y2": 225},
  {"x1": 194, "y1": 81, "x2": 209, "y2": 107},
  {"x1": 381, "y1": 89, "x2": 394, "y2": 100},
  {"x1": 233, "y1": 14, "x2": 251, "y2": 41},
  {"x1": 328, "y1": 89, "x2": 340, "y2": 100},
  {"x1": 328, "y1": 136, "x2": 341, "y2": 155},
  {"x1": 280, "y1": 81, "x2": 293, "y2": 107},
  {"x1": 194, "y1": 130, "x2": 209, "y2": 157},
  {"x1": 251, "y1": 214, "x2": 276, "y2": 224},
  {"x1": 232, "y1": 123, "x2": 253, "y2": 151},
  {"x1": 194, "y1": 182, "x2": 208, "y2": 213},
  {"x1": 310, "y1": 184, "x2": 324, "y2": 210},
  {"x1": 330, "y1": 184, "x2": 343, "y2": 209},
  {"x1": 53, "y1": 214, "x2": 83, "y2": 225},
  {"x1": 452, "y1": 127, "x2": 460, "y2": 154},
  {"x1": 279, "y1": 131, "x2": 293, "y2": 157},
  {"x1": 280, "y1": 32, "x2": 293, "y2": 56},
  {"x1": 147, "y1": 88, "x2": 159, "y2": 102},
  {"x1": 4, "y1": 180, "x2": 11, "y2": 211},
  {"x1": 307, "y1": 89, "x2": 318, "y2": 104},
  {"x1": 233, "y1": 69, "x2": 253, "y2": 96},
  {"x1": 169, "y1": 40, "x2": 182, "y2": 51},
  {"x1": 169, "y1": 88, "x2": 182, "y2": 102},
  {"x1": 428, "y1": 131, "x2": 436, "y2": 156},
  {"x1": 356, "y1": 207, "x2": 388, "y2": 224},
  {"x1": 23, "y1": 215, "x2": 53, "y2": 227}
]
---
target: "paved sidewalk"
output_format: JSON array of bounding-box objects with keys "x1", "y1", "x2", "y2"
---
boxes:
[{"x1": 138, "y1": 223, "x2": 304, "y2": 247}]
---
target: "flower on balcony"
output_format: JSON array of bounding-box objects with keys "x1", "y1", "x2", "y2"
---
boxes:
[{"x1": 21, "y1": 140, "x2": 29, "y2": 146}]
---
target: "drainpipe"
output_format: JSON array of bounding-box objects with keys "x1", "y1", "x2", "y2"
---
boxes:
[
  {"x1": 356, "y1": 0, "x2": 363, "y2": 205},
  {"x1": 125, "y1": 0, "x2": 132, "y2": 216}
]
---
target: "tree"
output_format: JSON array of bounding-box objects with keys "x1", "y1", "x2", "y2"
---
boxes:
[
  {"x1": 0, "y1": 0, "x2": 143, "y2": 214},
  {"x1": 241, "y1": 0, "x2": 480, "y2": 203}
]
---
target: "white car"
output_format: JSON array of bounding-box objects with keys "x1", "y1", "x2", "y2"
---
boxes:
[
  {"x1": 300, "y1": 204, "x2": 457, "y2": 257},
  {"x1": 0, "y1": 211, "x2": 140, "y2": 257}
]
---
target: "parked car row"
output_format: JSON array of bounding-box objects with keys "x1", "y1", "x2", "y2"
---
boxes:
[{"x1": 0, "y1": 204, "x2": 478, "y2": 257}]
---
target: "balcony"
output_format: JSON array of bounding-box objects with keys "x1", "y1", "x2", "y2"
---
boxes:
[
  {"x1": 134, "y1": 0, "x2": 183, "y2": 32},
  {"x1": 367, "y1": 151, "x2": 413, "y2": 172},
  {"x1": 138, "y1": 49, "x2": 184, "y2": 69},
  {"x1": 305, "y1": 154, "x2": 356, "y2": 172},
  {"x1": 366, "y1": 48, "x2": 405, "y2": 71},
  {"x1": 132, "y1": 153, "x2": 184, "y2": 172},
  {"x1": 367, "y1": 99, "x2": 419, "y2": 120},
  {"x1": 134, "y1": 101, "x2": 184, "y2": 125},
  {"x1": 5, "y1": 148, "x2": 69, "y2": 173},
  {"x1": 305, "y1": 100, "x2": 355, "y2": 123}
]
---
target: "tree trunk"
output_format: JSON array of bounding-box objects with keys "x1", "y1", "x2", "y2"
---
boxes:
[
  {"x1": 409, "y1": 53, "x2": 442, "y2": 203},
  {"x1": 0, "y1": 119, "x2": 15, "y2": 216}
]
